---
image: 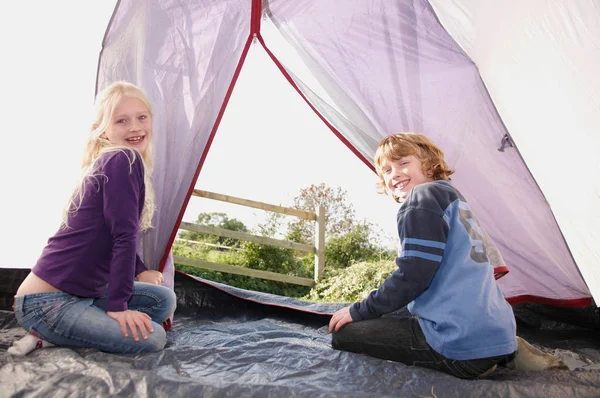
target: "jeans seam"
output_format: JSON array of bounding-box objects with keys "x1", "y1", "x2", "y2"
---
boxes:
[
  {"x1": 36, "y1": 308, "x2": 163, "y2": 351},
  {"x1": 444, "y1": 359, "x2": 472, "y2": 378},
  {"x1": 130, "y1": 290, "x2": 165, "y2": 315}
]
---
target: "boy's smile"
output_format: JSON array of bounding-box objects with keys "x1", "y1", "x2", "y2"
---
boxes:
[{"x1": 381, "y1": 155, "x2": 433, "y2": 200}]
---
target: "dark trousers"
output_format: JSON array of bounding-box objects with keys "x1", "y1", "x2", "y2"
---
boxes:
[{"x1": 332, "y1": 315, "x2": 516, "y2": 379}]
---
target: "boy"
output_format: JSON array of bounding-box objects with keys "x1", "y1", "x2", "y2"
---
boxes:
[{"x1": 329, "y1": 132, "x2": 517, "y2": 379}]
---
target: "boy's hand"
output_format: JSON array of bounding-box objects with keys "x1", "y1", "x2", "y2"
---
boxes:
[
  {"x1": 107, "y1": 310, "x2": 154, "y2": 341},
  {"x1": 329, "y1": 306, "x2": 353, "y2": 333},
  {"x1": 136, "y1": 270, "x2": 164, "y2": 285}
]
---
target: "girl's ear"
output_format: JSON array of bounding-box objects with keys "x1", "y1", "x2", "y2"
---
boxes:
[
  {"x1": 95, "y1": 126, "x2": 108, "y2": 139},
  {"x1": 92, "y1": 123, "x2": 106, "y2": 139}
]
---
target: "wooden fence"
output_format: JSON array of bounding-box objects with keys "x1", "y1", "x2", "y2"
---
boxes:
[{"x1": 173, "y1": 189, "x2": 326, "y2": 287}]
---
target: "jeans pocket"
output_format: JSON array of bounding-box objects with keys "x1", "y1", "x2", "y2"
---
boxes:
[
  {"x1": 24, "y1": 295, "x2": 77, "y2": 329},
  {"x1": 43, "y1": 297, "x2": 84, "y2": 327},
  {"x1": 15, "y1": 306, "x2": 36, "y2": 328},
  {"x1": 16, "y1": 296, "x2": 61, "y2": 331}
]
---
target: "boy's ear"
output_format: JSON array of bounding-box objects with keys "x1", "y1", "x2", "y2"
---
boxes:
[{"x1": 423, "y1": 163, "x2": 434, "y2": 178}]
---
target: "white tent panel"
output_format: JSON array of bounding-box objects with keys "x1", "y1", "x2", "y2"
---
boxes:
[{"x1": 430, "y1": 0, "x2": 600, "y2": 302}]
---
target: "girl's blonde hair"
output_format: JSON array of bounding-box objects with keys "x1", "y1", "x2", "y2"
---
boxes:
[
  {"x1": 62, "y1": 81, "x2": 156, "y2": 231},
  {"x1": 374, "y1": 132, "x2": 454, "y2": 202}
]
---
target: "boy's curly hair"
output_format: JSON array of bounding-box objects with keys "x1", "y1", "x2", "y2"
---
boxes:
[{"x1": 374, "y1": 133, "x2": 454, "y2": 202}]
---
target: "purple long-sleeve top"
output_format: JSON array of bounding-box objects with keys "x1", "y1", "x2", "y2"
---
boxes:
[{"x1": 33, "y1": 150, "x2": 147, "y2": 312}]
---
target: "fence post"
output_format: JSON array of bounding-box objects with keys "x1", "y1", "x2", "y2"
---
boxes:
[{"x1": 314, "y1": 205, "x2": 326, "y2": 282}]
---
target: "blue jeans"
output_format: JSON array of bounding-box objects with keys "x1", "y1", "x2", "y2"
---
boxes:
[
  {"x1": 14, "y1": 282, "x2": 177, "y2": 354},
  {"x1": 332, "y1": 315, "x2": 516, "y2": 379}
]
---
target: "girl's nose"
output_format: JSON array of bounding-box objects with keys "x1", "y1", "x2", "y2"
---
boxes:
[{"x1": 130, "y1": 120, "x2": 142, "y2": 131}]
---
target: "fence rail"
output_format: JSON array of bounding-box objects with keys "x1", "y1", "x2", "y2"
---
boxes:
[
  {"x1": 174, "y1": 189, "x2": 326, "y2": 286},
  {"x1": 175, "y1": 238, "x2": 241, "y2": 251}
]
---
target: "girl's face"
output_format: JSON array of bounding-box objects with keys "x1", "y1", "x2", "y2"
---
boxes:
[
  {"x1": 381, "y1": 155, "x2": 432, "y2": 200},
  {"x1": 102, "y1": 95, "x2": 152, "y2": 155}
]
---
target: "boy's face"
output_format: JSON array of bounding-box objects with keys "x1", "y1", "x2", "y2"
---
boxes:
[{"x1": 381, "y1": 155, "x2": 433, "y2": 200}]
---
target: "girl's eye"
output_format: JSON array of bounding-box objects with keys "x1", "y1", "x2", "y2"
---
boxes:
[
  {"x1": 383, "y1": 169, "x2": 391, "y2": 174},
  {"x1": 117, "y1": 119, "x2": 126, "y2": 124},
  {"x1": 139, "y1": 115, "x2": 147, "y2": 120},
  {"x1": 400, "y1": 162, "x2": 408, "y2": 166}
]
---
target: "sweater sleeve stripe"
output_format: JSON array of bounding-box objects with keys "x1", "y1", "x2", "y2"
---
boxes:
[
  {"x1": 401, "y1": 250, "x2": 443, "y2": 262},
  {"x1": 403, "y1": 238, "x2": 446, "y2": 249}
]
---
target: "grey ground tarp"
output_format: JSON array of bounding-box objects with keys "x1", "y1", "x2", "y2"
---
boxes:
[{"x1": 1, "y1": 269, "x2": 600, "y2": 397}]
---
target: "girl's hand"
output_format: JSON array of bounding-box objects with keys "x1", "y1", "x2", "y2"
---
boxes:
[
  {"x1": 107, "y1": 310, "x2": 154, "y2": 341},
  {"x1": 136, "y1": 270, "x2": 164, "y2": 285},
  {"x1": 329, "y1": 306, "x2": 353, "y2": 333}
]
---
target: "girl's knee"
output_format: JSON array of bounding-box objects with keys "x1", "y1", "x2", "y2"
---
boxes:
[
  {"x1": 136, "y1": 326, "x2": 167, "y2": 353},
  {"x1": 155, "y1": 287, "x2": 177, "y2": 323},
  {"x1": 163, "y1": 288, "x2": 177, "y2": 314}
]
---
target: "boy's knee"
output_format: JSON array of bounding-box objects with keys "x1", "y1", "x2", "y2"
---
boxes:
[{"x1": 331, "y1": 329, "x2": 349, "y2": 350}]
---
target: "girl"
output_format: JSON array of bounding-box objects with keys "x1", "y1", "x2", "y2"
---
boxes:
[{"x1": 10, "y1": 82, "x2": 176, "y2": 355}]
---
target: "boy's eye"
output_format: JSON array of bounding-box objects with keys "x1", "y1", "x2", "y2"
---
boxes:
[
  {"x1": 139, "y1": 115, "x2": 147, "y2": 120},
  {"x1": 117, "y1": 119, "x2": 126, "y2": 124}
]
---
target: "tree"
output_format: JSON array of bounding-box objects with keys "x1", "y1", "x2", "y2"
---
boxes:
[
  {"x1": 286, "y1": 183, "x2": 356, "y2": 244},
  {"x1": 178, "y1": 212, "x2": 248, "y2": 248}
]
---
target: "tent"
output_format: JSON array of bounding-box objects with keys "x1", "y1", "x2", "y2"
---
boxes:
[
  {"x1": 2, "y1": 0, "x2": 600, "y2": 396},
  {"x1": 96, "y1": 0, "x2": 600, "y2": 308}
]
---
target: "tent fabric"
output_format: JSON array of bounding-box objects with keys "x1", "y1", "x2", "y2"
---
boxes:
[
  {"x1": 96, "y1": 0, "x2": 598, "y2": 307},
  {"x1": 427, "y1": 0, "x2": 600, "y2": 304},
  {"x1": 1, "y1": 269, "x2": 600, "y2": 397},
  {"x1": 264, "y1": 0, "x2": 592, "y2": 304},
  {"x1": 96, "y1": 0, "x2": 254, "y2": 290}
]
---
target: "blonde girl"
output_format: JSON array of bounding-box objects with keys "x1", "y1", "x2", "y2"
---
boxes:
[{"x1": 10, "y1": 82, "x2": 176, "y2": 355}]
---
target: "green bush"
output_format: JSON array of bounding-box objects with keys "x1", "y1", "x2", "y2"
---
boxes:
[
  {"x1": 306, "y1": 260, "x2": 396, "y2": 302},
  {"x1": 173, "y1": 239, "x2": 398, "y2": 302},
  {"x1": 173, "y1": 201, "x2": 398, "y2": 301},
  {"x1": 173, "y1": 240, "x2": 312, "y2": 298},
  {"x1": 325, "y1": 222, "x2": 380, "y2": 268},
  {"x1": 240, "y1": 241, "x2": 312, "y2": 277},
  {"x1": 172, "y1": 241, "x2": 212, "y2": 259}
]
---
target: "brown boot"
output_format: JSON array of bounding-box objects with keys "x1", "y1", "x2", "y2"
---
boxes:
[
  {"x1": 513, "y1": 336, "x2": 569, "y2": 371},
  {"x1": 477, "y1": 364, "x2": 498, "y2": 378}
]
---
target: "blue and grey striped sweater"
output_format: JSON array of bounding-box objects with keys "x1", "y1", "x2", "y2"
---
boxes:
[{"x1": 350, "y1": 180, "x2": 517, "y2": 360}]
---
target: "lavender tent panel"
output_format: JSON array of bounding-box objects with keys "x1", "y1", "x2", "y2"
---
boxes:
[
  {"x1": 267, "y1": 0, "x2": 589, "y2": 300},
  {"x1": 97, "y1": 0, "x2": 251, "y2": 285}
]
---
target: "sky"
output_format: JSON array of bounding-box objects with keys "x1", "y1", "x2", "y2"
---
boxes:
[{"x1": 0, "y1": 1, "x2": 400, "y2": 269}]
